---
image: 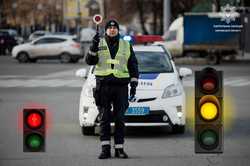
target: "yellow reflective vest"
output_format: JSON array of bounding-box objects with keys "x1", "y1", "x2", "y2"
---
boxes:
[{"x1": 94, "y1": 38, "x2": 131, "y2": 78}]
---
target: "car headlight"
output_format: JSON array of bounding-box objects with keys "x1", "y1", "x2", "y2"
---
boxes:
[
  {"x1": 85, "y1": 86, "x2": 93, "y2": 97},
  {"x1": 162, "y1": 82, "x2": 182, "y2": 98}
]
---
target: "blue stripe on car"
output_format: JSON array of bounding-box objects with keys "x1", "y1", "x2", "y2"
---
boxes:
[{"x1": 139, "y1": 73, "x2": 159, "y2": 80}]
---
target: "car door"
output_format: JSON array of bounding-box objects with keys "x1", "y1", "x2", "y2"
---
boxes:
[
  {"x1": 45, "y1": 37, "x2": 66, "y2": 56},
  {"x1": 29, "y1": 37, "x2": 51, "y2": 58}
]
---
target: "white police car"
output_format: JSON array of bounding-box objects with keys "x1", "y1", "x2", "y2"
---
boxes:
[{"x1": 76, "y1": 45, "x2": 192, "y2": 135}]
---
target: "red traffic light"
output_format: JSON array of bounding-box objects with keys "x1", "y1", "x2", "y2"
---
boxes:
[
  {"x1": 201, "y1": 77, "x2": 216, "y2": 92},
  {"x1": 200, "y1": 68, "x2": 219, "y2": 94},
  {"x1": 26, "y1": 112, "x2": 43, "y2": 129}
]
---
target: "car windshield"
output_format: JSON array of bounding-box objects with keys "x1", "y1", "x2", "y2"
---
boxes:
[
  {"x1": 0, "y1": 30, "x2": 17, "y2": 37},
  {"x1": 135, "y1": 51, "x2": 173, "y2": 73}
]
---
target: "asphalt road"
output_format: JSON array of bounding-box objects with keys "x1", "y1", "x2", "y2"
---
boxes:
[{"x1": 0, "y1": 56, "x2": 250, "y2": 166}]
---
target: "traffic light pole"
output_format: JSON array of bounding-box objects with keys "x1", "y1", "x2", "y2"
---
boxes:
[
  {"x1": 163, "y1": 0, "x2": 171, "y2": 33},
  {"x1": 77, "y1": 0, "x2": 81, "y2": 40}
]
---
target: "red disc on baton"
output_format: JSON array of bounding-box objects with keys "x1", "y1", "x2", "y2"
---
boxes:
[{"x1": 93, "y1": 14, "x2": 103, "y2": 25}]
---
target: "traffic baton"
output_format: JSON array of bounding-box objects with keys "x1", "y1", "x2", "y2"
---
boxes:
[{"x1": 93, "y1": 14, "x2": 103, "y2": 33}]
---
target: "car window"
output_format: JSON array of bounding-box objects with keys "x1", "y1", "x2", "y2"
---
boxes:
[
  {"x1": 0, "y1": 31, "x2": 9, "y2": 37},
  {"x1": 47, "y1": 38, "x2": 66, "y2": 43},
  {"x1": 135, "y1": 51, "x2": 173, "y2": 73},
  {"x1": 165, "y1": 30, "x2": 177, "y2": 41},
  {"x1": 0, "y1": 30, "x2": 17, "y2": 37},
  {"x1": 34, "y1": 38, "x2": 50, "y2": 45},
  {"x1": 8, "y1": 30, "x2": 17, "y2": 37},
  {"x1": 33, "y1": 34, "x2": 45, "y2": 38},
  {"x1": 34, "y1": 38, "x2": 66, "y2": 45}
]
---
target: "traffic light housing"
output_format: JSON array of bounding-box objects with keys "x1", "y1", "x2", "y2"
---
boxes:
[
  {"x1": 23, "y1": 108, "x2": 46, "y2": 152},
  {"x1": 195, "y1": 67, "x2": 223, "y2": 153}
]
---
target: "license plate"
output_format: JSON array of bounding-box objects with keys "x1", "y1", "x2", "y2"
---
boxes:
[{"x1": 125, "y1": 107, "x2": 150, "y2": 116}]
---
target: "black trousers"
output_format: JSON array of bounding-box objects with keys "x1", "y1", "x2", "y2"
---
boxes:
[{"x1": 95, "y1": 84, "x2": 129, "y2": 145}]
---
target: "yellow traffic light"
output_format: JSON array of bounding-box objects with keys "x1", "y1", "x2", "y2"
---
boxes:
[{"x1": 200, "y1": 102, "x2": 218, "y2": 121}]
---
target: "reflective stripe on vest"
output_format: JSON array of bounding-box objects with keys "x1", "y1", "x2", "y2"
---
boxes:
[{"x1": 95, "y1": 38, "x2": 131, "y2": 78}]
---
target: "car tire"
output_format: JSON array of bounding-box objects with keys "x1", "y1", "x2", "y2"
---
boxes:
[
  {"x1": 81, "y1": 126, "x2": 95, "y2": 136},
  {"x1": 60, "y1": 53, "x2": 72, "y2": 63},
  {"x1": 206, "y1": 53, "x2": 220, "y2": 65},
  {"x1": 172, "y1": 125, "x2": 185, "y2": 134},
  {"x1": 17, "y1": 52, "x2": 30, "y2": 63}
]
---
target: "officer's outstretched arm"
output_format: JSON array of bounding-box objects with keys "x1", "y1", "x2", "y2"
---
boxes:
[{"x1": 85, "y1": 33, "x2": 100, "y2": 65}]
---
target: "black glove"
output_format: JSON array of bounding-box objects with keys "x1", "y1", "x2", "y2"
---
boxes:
[
  {"x1": 92, "y1": 32, "x2": 100, "y2": 50},
  {"x1": 129, "y1": 81, "x2": 138, "y2": 101}
]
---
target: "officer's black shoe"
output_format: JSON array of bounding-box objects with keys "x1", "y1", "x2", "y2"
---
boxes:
[
  {"x1": 115, "y1": 148, "x2": 128, "y2": 159},
  {"x1": 98, "y1": 145, "x2": 111, "y2": 159}
]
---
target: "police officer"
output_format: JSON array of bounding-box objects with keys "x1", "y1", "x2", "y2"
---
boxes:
[{"x1": 85, "y1": 19, "x2": 139, "y2": 159}]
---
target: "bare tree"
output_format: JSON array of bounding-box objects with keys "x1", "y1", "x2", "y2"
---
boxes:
[
  {"x1": 213, "y1": 0, "x2": 221, "y2": 12},
  {"x1": 103, "y1": 0, "x2": 203, "y2": 34},
  {"x1": 136, "y1": 0, "x2": 148, "y2": 34},
  {"x1": 171, "y1": 0, "x2": 202, "y2": 21}
]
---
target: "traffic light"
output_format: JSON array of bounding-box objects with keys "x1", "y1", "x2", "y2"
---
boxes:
[
  {"x1": 195, "y1": 67, "x2": 223, "y2": 153},
  {"x1": 23, "y1": 108, "x2": 46, "y2": 152}
]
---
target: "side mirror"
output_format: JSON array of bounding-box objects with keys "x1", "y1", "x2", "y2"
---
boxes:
[
  {"x1": 179, "y1": 67, "x2": 192, "y2": 80},
  {"x1": 75, "y1": 68, "x2": 87, "y2": 79}
]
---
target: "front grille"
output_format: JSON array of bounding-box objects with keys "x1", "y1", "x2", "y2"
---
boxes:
[
  {"x1": 137, "y1": 97, "x2": 156, "y2": 103},
  {"x1": 96, "y1": 110, "x2": 170, "y2": 123},
  {"x1": 124, "y1": 110, "x2": 167, "y2": 123}
]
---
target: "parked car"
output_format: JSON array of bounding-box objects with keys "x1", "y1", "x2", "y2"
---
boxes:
[
  {"x1": 76, "y1": 45, "x2": 192, "y2": 135},
  {"x1": 0, "y1": 29, "x2": 23, "y2": 44},
  {"x1": 0, "y1": 30, "x2": 18, "y2": 55},
  {"x1": 28, "y1": 31, "x2": 51, "y2": 41},
  {"x1": 12, "y1": 35, "x2": 83, "y2": 63}
]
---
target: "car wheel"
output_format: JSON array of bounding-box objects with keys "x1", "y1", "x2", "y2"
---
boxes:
[
  {"x1": 60, "y1": 53, "x2": 72, "y2": 63},
  {"x1": 206, "y1": 53, "x2": 220, "y2": 65},
  {"x1": 172, "y1": 125, "x2": 185, "y2": 134},
  {"x1": 81, "y1": 126, "x2": 95, "y2": 136},
  {"x1": 17, "y1": 52, "x2": 30, "y2": 63}
]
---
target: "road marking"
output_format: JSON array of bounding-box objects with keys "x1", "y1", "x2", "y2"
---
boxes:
[
  {"x1": 0, "y1": 79, "x2": 83, "y2": 87},
  {"x1": 1, "y1": 70, "x2": 250, "y2": 88},
  {"x1": 37, "y1": 70, "x2": 77, "y2": 79},
  {"x1": 224, "y1": 79, "x2": 247, "y2": 86},
  {"x1": 233, "y1": 81, "x2": 250, "y2": 87},
  {"x1": 182, "y1": 77, "x2": 250, "y2": 87}
]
